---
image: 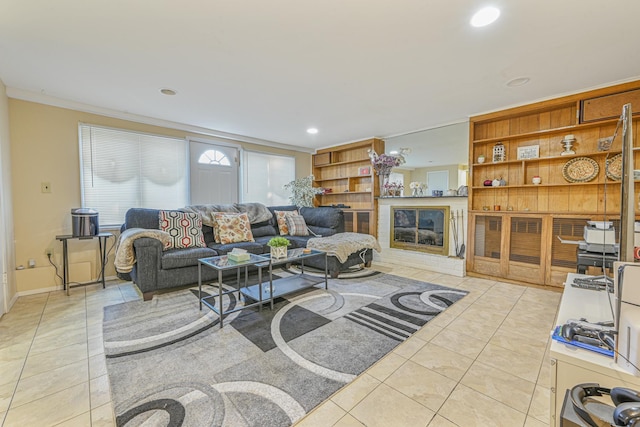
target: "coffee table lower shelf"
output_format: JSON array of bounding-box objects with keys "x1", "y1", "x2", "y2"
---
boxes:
[{"x1": 240, "y1": 274, "x2": 325, "y2": 304}]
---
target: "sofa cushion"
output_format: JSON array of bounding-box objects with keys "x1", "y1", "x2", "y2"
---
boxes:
[
  {"x1": 275, "y1": 210, "x2": 298, "y2": 235},
  {"x1": 208, "y1": 241, "x2": 265, "y2": 255},
  {"x1": 286, "y1": 214, "x2": 309, "y2": 236},
  {"x1": 251, "y1": 221, "x2": 278, "y2": 238},
  {"x1": 159, "y1": 211, "x2": 206, "y2": 249},
  {"x1": 300, "y1": 207, "x2": 343, "y2": 237},
  {"x1": 214, "y1": 212, "x2": 255, "y2": 244},
  {"x1": 161, "y1": 247, "x2": 217, "y2": 269},
  {"x1": 125, "y1": 208, "x2": 164, "y2": 230}
]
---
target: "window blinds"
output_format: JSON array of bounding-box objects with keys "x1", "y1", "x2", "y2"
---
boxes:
[{"x1": 79, "y1": 124, "x2": 188, "y2": 225}]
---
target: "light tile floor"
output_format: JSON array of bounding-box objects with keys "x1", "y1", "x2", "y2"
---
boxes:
[{"x1": 0, "y1": 262, "x2": 561, "y2": 426}]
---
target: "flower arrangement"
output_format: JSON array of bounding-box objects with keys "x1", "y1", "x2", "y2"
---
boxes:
[
  {"x1": 384, "y1": 181, "x2": 403, "y2": 196},
  {"x1": 283, "y1": 175, "x2": 324, "y2": 207},
  {"x1": 367, "y1": 149, "x2": 407, "y2": 176},
  {"x1": 409, "y1": 181, "x2": 426, "y2": 196}
]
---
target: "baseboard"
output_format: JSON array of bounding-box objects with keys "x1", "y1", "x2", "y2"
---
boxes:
[
  {"x1": 17, "y1": 285, "x2": 64, "y2": 297},
  {"x1": 7, "y1": 292, "x2": 19, "y2": 311}
]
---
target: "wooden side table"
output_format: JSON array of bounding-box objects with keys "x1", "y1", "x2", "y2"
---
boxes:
[{"x1": 55, "y1": 232, "x2": 114, "y2": 295}]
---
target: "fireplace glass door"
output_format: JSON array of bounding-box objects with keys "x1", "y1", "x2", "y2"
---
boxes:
[{"x1": 391, "y1": 206, "x2": 449, "y2": 255}]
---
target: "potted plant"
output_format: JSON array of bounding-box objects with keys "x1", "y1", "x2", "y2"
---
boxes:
[
  {"x1": 267, "y1": 236, "x2": 290, "y2": 259},
  {"x1": 283, "y1": 175, "x2": 323, "y2": 207}
]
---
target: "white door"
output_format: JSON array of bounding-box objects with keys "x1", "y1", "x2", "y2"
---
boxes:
[
  {"x1": 427, "y1": 170, "x2": 449, "y2": 194},
  {"x1": 189, "y1": 141, "x2": 239, "y2": 205}
]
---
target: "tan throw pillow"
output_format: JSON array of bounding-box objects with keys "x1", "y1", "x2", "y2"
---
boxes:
[
  {"x1": 286, "y1": 214, "x2": 309, "y2": 236},
  {"x1": 214, "y1": 212, "x2": 254, "y2": 244},
  {"x1": 159, "y1": 211, "x2": 206, "y2": 249},
  {"x1": 275, "y1": 210, "x2": 298, "y2": 235}
]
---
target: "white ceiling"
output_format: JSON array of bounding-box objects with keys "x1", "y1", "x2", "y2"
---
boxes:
[{"x1": 1, "y1": 0, "x2": 639, "y2": 154}]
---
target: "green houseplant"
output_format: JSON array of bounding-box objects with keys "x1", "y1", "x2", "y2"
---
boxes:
[{"x1": 267, "y1": 236, "x2": 290, "y2": 259}]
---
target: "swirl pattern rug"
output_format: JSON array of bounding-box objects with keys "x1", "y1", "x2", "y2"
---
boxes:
[{"x1": 103, "y1": 272, "x2": 467, "y2": 426}]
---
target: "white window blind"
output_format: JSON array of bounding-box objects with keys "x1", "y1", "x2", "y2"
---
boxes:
[
  {"x1": 79, "y1": 124, "x2": 188, "y2": 226},
  {"x1": 242, "y1": 151, "x2": 295, "y2": 205}
]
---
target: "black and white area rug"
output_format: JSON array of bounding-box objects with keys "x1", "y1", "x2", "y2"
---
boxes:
[{"x1": 103, "y1": 272, "x2": 468, "y2": 427}]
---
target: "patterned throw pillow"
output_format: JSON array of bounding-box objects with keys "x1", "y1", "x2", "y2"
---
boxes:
[
  {"x1": 159, "y1": 211, "x2": 206, "y2": 249},
  {"x1": 275, "y1": 210, "x2": 298, "y2": 235},
  {"x1": 286, "y1": 214, "x2": 309, "y2": 236},
  {"x1": 214, "y1": 212, "x2": 255, "y2": 244}
]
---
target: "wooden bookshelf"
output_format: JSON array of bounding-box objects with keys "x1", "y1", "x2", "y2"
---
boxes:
[{"x1": 312, "y1": 138, "x2": 384, "y2": 237}]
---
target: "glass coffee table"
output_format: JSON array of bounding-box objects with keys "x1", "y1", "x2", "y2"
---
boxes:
[
  {"x1": 241, "y1": 248, "x2": 328, "y2": 310},
  {"x1": 198, "y1": 253, "x2": 268, "y2": 328}
]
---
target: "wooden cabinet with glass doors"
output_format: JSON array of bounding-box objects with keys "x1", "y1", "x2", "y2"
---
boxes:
[
  {"x1": 312, "y1": 138, "x2": 384, "y2": 237},
  {"x1": 467, "y1": 81, "x2": 640, "y2": 287}
]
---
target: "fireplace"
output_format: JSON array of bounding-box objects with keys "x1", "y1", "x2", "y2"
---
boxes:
[{"x1": 391, "y1": 206, "x2": 449, "y2": 255}]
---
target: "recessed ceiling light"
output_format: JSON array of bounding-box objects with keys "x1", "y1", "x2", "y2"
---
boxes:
[
  {"x1": 470, "y1": 6, "x2": 500, "y2": 27},
  {"x1": 389, "y1": 150, "x2": 398, "y2": 154},
  {"x1": 160, "y1": 88, "x2": 177, "y2": 96},
  {"x1": 506, "y1": 77, "x2": 531, "y2": 87},
  {"x1": 307, "y1": 128, "x2": 318, "y2": 134}
]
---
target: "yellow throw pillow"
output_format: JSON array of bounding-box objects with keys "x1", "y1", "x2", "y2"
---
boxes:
[{"x1": 214, "y1": 212, "x2": 255, "y2": 245}]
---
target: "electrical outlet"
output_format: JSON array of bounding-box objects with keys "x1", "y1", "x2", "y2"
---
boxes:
[
  {"x1": 45, "y1": 248, "x2": 53, "y2": 257},
  {"x1": 41, "y1": 182, "x2": 51, "y2": 193}
]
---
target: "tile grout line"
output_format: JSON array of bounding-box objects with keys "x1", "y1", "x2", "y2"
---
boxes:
[
  {"x1": 353, "y1": 279, "x2": 494, "y2": 426},
  {"x1": 2, "y1": 291, "x2": 52, "y2": 425},
  {"x1": 430, "y1": 282, "x2": 545, "y2": 424},
  {"x1": 469, "y1": 287, "x2": 553, "y2": 423}
]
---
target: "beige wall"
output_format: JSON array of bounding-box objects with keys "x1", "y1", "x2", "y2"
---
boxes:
[
  {"x1": 0, "y1": 81, "x2": 16, "y2": 310},
  {"x1": 9, "y1": 99, "x2": 311, "y2": 293}
]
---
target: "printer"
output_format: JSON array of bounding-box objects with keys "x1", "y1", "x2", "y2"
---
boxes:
[{"x1": 579, "y1": 221, "x2": 618, "y2": 254}]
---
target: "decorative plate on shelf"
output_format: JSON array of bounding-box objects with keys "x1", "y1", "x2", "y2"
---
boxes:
[
  {"x1": 562, "y1": 157, "x2": 599, "y2": 183},
  {"x1": 605, "y1": 153, "x2": 622, "y2": 181}
]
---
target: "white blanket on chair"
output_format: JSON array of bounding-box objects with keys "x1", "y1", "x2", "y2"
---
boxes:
[
  {"x1": 306, "y1": 232, "x2": 381, "y2": 263},
  {"x1": 115, "y1": 228, "x2": 172, "y2": 273}
]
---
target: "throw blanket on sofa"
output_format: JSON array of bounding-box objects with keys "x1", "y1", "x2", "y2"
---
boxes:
[
  {"x1": 115, "y1": 228, "x2": 172, "y2": 273},
  {"x1": 182, "y1": 203, "x2": 273, "y2": 227},
  {"x1": 307, "y1": 232, "x2": 382, "y2": 263}
]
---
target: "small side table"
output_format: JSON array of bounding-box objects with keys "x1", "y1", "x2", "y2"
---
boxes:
[{"x1": 55, "y1": 233, "x2": 114, "y2": 295}]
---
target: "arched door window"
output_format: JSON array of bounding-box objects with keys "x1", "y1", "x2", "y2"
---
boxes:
[{"x1": 198, "y1": 149, "x2": 231, "y2": 166}]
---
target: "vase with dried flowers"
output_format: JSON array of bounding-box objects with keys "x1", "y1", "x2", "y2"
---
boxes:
[{"x1": 368, "y1": 149, "x2": 408, "y2": 197}]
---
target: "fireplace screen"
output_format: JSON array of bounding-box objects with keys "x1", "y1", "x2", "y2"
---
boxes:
[{"x1": 391, "y1": 206, "x2": 449, "y2": 255}]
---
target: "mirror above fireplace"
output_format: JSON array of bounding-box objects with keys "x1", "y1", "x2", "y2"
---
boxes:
[{"x1": 384, "y1": 122, "x2": 469, "y2": 191}]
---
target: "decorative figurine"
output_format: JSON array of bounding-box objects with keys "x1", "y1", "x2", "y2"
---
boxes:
[
  {"x1": 493, "y1": 142, "x2": 506, "y2": 162},
  {"x1": 560, "y1": 134, "x2": 576, "y2": 156}
]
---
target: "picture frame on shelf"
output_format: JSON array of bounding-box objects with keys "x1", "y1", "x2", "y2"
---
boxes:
[
  {"x1": 358, "y1": 166, "x2": 371, "y2": 176},
  {"x1": 517, "y1": 145, "x2": 540, "y2": 160}
]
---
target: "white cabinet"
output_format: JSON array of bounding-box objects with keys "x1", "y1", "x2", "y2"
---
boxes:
[{"x1": 550, "y1": 273, "x2": 640, "y2": 426}]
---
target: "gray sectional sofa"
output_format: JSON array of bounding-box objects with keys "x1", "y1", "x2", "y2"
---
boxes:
[{"x1": 119, "y1": 204, "x2": 353, "y2": 300}]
